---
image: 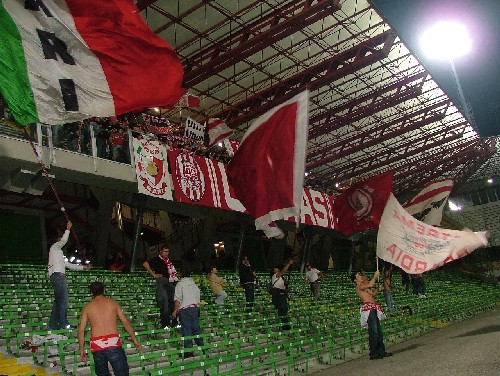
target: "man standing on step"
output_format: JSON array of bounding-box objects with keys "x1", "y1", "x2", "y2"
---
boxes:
[
  {"x1": 351, "y1": 270, "x2": 392, "y2": 360},
  {"x1": 143, "y1": 245, "x2": 179, "y2": 330},
  {"x1": 48, "y1": 220, "x2": 92, "y2": 330},
  {"x1": 304, "y1": 263, "x2": 324, "y2": 301},
  {"x1": 239, "y1": 255, "x2": 257, "y2": 311},
  {"x1": 172, "y1": 264, "x2": 204, "y2": 358},
  {"x1": 78, "y1": 282, "x2": 142, "y2": 376}
]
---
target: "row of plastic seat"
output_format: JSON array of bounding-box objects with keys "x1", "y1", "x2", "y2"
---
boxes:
[{"x1": 1, "y1": 263, "x2": 499, "y2": 375}]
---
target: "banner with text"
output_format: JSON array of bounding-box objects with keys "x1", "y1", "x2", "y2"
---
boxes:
[
  {"x1": 168, "y1": 149, "x2": 337, "y2": 230},
  {"x1": 184, "y1": 117, "x2": 205, "y2": 143},
  {"x1": 377, "y1": 193, "x2": 489, "y2": 274}
]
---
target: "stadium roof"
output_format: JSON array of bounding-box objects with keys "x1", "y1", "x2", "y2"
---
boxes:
[{"x1": 137, "y1": 0, "x2": 497, "y2": 198}]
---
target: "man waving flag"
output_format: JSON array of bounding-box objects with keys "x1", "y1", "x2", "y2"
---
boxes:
[
  {"x1": 0, "y1": 0, "x2": 183, "y2": 125},
  {"x1": 227, "y1": 91, "x2": 309, "y2": 238}
]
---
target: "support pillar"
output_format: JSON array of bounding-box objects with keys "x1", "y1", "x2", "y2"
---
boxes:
[{"x1": 130, "y1": 194, "x2": 146, "y2": 272}]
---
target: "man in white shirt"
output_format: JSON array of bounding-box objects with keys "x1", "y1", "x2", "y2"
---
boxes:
[
  {"x1": 304, "y1": 263, "x2": 324, "y2": 300},
  {"x1": 172, "y1": 264, "x2": 203, "y2": 358},
  {"x1": 48, "y1": 221, "x2": 92, "y2": 329}
]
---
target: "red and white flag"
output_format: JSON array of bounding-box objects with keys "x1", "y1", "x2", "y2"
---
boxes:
[
  {"x1": 377, "y1": 193, "x2": 489, "y2": 274},
  {"x1": 404, "y1": 179, "x2": 454, "y2": 226},
  {"x1": 0, "y1": 0, "x2": 183, "y2": 125},
  {"x1": 227, "y1": 91, "x2": 309, "y2": 238},
  {"x1": 207, "y1": 118, "x2": 234, "y2": 147},
  {"x1": 223, "y1": 139, "x2": 239, "y2": 157},
  {"x1": 178, "y1": 91, "x2": 201, "y2": 108},
  {"x1": 334, "y1": 172, "x2": 393, "y2": 237}
]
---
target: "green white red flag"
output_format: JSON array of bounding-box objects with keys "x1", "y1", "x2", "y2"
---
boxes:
[{"x1": 0, "y1": 0, "x2": 183, "y2": 125}]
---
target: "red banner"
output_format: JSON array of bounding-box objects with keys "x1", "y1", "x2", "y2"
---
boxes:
[
  {"x1": 289, "y1": 188, "x2": 337, "y2": 230},
  {"x1": 168, "y1": 149, "x2": 245, "y2": 212},
  {"x1": 169, "y1": 150, "x2": 337, "y2": 230}
]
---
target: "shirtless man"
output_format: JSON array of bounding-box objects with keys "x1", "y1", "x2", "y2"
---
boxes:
[
  {"x1": 78, "y1": 282, "x2": 142, "y2": 376},
  {"x1": 351, "y1": 270, "x2": 392, "y2": 360}
]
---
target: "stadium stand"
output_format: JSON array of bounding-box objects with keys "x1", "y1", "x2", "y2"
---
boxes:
[{"x1": 0, "y1": 263, "x2": 499, "y2": 375}]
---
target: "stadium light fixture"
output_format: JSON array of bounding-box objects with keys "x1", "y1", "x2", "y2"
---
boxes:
[
  {"x1": 448, "y1": 200, "x2": 462, "y2": 211},
  {"x1": 420, "y1": 21, "x2": 474, "y2": 125},
  {"x1": 420, "y1": 21, "x2": 471, "y2": 60}
]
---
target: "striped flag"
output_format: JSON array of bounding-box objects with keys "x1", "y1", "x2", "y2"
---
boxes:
[
  {"x1": 0, "y1": 0, "x2": 183, "y2": 125},
  {"x1": 404, "y1": 179, "x2": 454, "y2": 226},
  {"x1": 207, "y1": 118, "x2": 233, "y2": 147},
  {"x1": 223, "y1": 139, "x2": 239, "y2": 157}
]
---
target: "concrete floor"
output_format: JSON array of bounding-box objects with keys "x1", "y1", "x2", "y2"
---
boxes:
[{"x1": 311, "y1": 307, "x2": 500, "y2": 376}]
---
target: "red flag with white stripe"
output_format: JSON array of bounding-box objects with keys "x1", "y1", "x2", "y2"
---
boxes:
[
  {"x1": 227, "y1": 91, "x2": 309, "y2": 238},
  {"x1": 404, "y1": 179, "x2": 454, "y2": 226},
  {"x1": 207, "y1": 118, "x2": 234, "y2": 147},
  {"x1": 223, "y1": 139, "x2": 239, "y2": 157}
]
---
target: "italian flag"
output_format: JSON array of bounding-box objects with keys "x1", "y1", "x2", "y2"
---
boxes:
[{"x1": 0, "y1": 0, "x2": 184, "y2": 125}]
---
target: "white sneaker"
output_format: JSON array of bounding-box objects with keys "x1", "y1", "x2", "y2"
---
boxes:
[
  {"x1": 163, "y1": 325, "x2": 171, "y2": 331},
  {"x1": 419, "y1": 294, "x2": 427, "y2": 298}
]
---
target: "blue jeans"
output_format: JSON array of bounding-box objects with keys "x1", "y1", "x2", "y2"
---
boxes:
[
  {"x1": 243, "y1": 283, "x2": 255, "y2": 310},
  {"x1": 49, "y1": 273, "x2": 69, "y2": 329},
  {"x1": 383, "y1": 290, "x2": 395, "y2": 313},
  {"x1": 215, "y1": 290, "x2": 228, "y2": 305},
  {"x1": 155, "y1": 278, "x2": 176, "y2": 328},
  {"x1": 92, "y1": 347, "x2": 129, "y2": 376},
  {"x1": 179, "y1": 307, "x2": 203, "y2": 349},
  {"x1": 274, "y1": 290, "x2": 290, "y2": 330},
  {"x1": 367, "y1": 309, "x2": 386, "y2": 358}
]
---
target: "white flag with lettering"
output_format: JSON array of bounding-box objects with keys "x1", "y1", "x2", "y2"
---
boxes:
[{"x1": 377, "y1": 193, "x2": 489, "y2": 274}]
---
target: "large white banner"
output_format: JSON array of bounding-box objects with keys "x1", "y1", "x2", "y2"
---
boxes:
[
  {"x1": 377, "y1": 194, "x2": 489, "y2": 274},
  {"x1": 133, "y1": 138, "x2": 173, "y2": 200}
]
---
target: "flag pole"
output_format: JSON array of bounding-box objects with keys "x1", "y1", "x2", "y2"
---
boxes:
[
  {"x1": 376, "y1": 256, "x2": 380, "y2": 283},
  {"x1": 22, "y1": 126, "x2": 85, "y2": 258}
]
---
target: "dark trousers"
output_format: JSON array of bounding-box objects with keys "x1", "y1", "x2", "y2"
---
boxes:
[
  {"x1": 178, "y1": 307, "x2": 203, "y2": 349},
  {"x1": 155, "y1": 278, "x2": 177, "y2": 328},
  {"x1": 274, "y1": 290, "x2": 290, "y2": 330},
  {"x1": 367, "y1": 309, "x2": 386, "y2": 358},
  {"x1": 243, "y1": 283, "x2": 255, "y2": 310},
  {"x1": 92, "y1": 347, "x2": 129, "y2": 376}
]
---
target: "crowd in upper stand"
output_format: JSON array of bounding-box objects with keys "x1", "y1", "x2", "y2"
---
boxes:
[{"x1": 0, "y1": 95, "x2": 233, "y2": 165}]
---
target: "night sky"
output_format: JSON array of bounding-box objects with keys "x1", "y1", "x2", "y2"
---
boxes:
[{"x1": 370, "y1": 0, "x2": 499, "y2": 137}]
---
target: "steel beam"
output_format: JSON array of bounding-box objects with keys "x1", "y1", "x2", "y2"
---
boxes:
[
  {"x1": 310, "y1": 71, "x2": 427, "y2": 126},
  {"x1": 307, "y1": 113, "x2": 446, "y2": 170},
  {"x1": 183, "y1": 0, "x2": 342, "y2": 87},
  {"x1": 136, "y1": 0, "x2": 158, "y2": 11},
  {"x1": 318, "y1": 133, "x2": 463, "y2": 187},
  {"x1": 211, "y1": 30, "x2": 396, "y2": 128},
  {"x1": 307, "y1": 98, "x2": 451, "y2": 163}
]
